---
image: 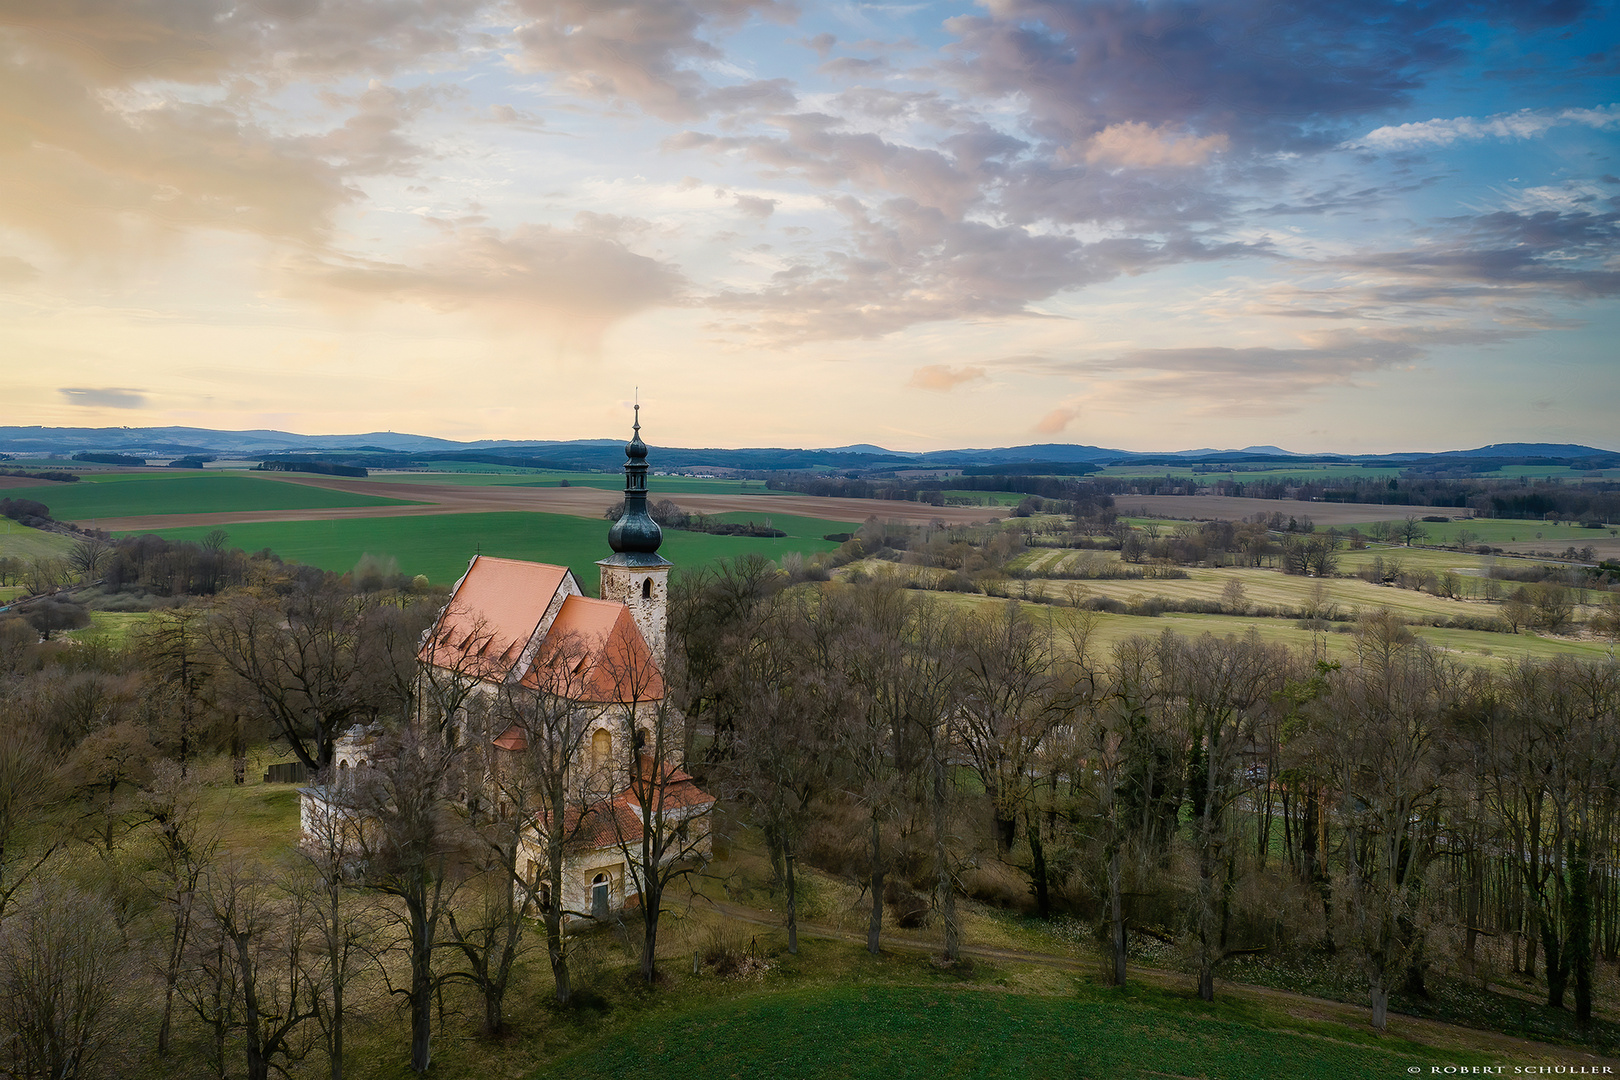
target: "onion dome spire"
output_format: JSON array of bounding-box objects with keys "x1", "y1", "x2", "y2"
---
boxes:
[{"x1": 608, "y1": 403, "x2": 662, "y2": 555}]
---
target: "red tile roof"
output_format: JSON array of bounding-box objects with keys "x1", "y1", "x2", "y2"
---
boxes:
[
  {"x1": 418, "y1": 556, "x2": 568, "y2": 680},
  {"x1": 420, "y1": 556, "x2": 663, "y2": 701},
  {"x1": 524, "y1": 596, "x2": 665, "y2": 702}
]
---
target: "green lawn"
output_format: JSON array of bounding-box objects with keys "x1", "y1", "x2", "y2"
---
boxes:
[
  {"x1": 125, "y1": 511, "x2": 845, "y2": 589},
  {"x1": 533, "y1": 983, "x2": 1479, "y2": 1080},
  {"x1": 0, "y1": 474, "x2": 417, "y2": 521}
]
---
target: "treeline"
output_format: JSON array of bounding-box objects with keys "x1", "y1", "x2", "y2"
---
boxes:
[
  {"x1": 72, "y1": 451, "x2": 147, "y2": 466},
  {"x1": 605, "y1": 498, "x2": 786, "y2": 538},
  {"x1": 765, "y1": 470, "x2": 1618, "y2": 524},
  {"x1": 678, "y1": 563, "x2": 1620, "y2": 1038},
  {"x1": 257, "y1": 458, "x2": 369, "y2": 478},
  {"x1": 0, "y1": 467, "x2": 78, "y2": 483}
]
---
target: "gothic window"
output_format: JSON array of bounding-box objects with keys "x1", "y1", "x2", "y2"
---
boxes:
[
  {"x1": 592, "y1": 728, "x2": 612, "y2": 767},
  {"x1": 642, "y1": 577, "x2": 652, "y2": 599}
]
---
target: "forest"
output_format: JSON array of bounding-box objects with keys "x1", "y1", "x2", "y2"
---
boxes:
[{"x1": 1, "y1": 526, "x2": 1619, "y2": 1076}]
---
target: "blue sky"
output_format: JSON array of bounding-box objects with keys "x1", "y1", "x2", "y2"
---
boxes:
[{"x1": 0, "y1": 0, "x2": 1615, "y2": 452}]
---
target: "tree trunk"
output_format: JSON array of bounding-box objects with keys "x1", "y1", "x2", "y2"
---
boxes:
[
  {"x1": 1571, "y1": 839, "x2": 1593, "y2": 1025},
  {"x1": 1370, "y1": 975, "x2": 1389, "y2": 1033},
  {"x1": 1027, "y1": 812, "x2": 1051, "y2": 921},
  {"x1": 1109, "y1": 842, "x2": 1127, "y2": 988},
  {"x1": 932, "y1": 754, "x2": 957, "y2": 962},
  {"x1": 868, "y1": 810, "x2": 884, "y2": 956},
  {"x1": 785, "y1": 848, "x2": 799, "y2": 956},
  {"x1": 1542, "y1": 915, "x2": 1567, "y2": 1010}
]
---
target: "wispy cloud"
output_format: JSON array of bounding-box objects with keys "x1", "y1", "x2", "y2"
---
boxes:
[
  {"x1": 1352, "y1": 105, "x2": 1620, "y2": 150},
  {"x1": 908, "y1": 363, "x2": 985, "y2": 390},
  {"x1": 60, "y1": 387, "x2": 148, "y2": 409}
]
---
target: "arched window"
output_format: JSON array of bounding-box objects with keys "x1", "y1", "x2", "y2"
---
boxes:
[
  {"x1": 592, "y1": 728, "x2": 612, "y2": 766},
  {"x1": 641, "y1": 577, "x2": 652, "y2": 600}
]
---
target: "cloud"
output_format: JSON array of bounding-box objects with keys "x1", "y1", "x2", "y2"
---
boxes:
[
  {"x1": 940, "y1": 0, "x2": 1586, "y2": 154},
  {"x1": 313, "y1": 82, "x2": 449, "y2": 176},
  {"x1": 704, "y1": 194, "x2": 1262, "y2": 342},
  {"x1": 1081, "y1": 122, "x2": 1230, "y2": 168},
  {"x1": 733, "y1": 194, "x2": 779, "y2": 219},
  {"x1": 669, "y1": 116, "x2": 983, "y2": 216},
  {"x1": 1330, "y1": 209, "x2": 1620, "y2": 299},
  {"x1": 0, "y1": 58, "x2": 354, "y2": 252},
  {"x1": 507, "y1": 0, "x2": 796, "y2": 121},
  {"x1": 1034, "y1": 406, "x2": 1079, "y2": 434},
  {"x1": 0, "y1": 256, "x2": 39, "y2": 284},
  {"x1": 59, "y1": 387, "x2": 148, "y2": 409},
  {"x1": 0, "y1": 0, "x2": 485, "y2": 86},
  {"x1": 280, "y1": 223, "x2": 686, "y2": 338},
  {"x1": 1352, "y1": 104, "x2": 1620, "y2": 150},
  {"x1": 819, "y1": 56, "x2": 889, "y2": 77},
  {"x1": 908, "y1": 364, "x2": 986, "y2": 391}
]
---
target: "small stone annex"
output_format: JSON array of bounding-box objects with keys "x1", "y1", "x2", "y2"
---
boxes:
[{"x1": 300, "y1": 407, "x2": 714, "y2": 922}]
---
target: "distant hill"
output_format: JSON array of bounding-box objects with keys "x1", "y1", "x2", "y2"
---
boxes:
[{"x1": 0, "y1": 426, "x2": 1613, "y2": 473}]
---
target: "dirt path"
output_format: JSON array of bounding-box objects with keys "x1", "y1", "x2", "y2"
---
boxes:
[
  {"x1": 89, "y1": 474, "x2": 1003, "y2": 531},
  {"x1": 698, "y1": 896, "x2": 1620, "y2": 1069}
]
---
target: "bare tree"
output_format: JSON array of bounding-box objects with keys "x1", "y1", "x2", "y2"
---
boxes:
[
  {"x1": 290, "y1": 791, "x2": 377, "y2": 1080},
  {"x1": 203, "y1": 583, "x2": 415, "y2": 772},
  {"x1": 601, "y1": 634, "x2": 715, "y2": 984},
  {"x1": 1164, "y1": 630, "x2": 1288, "y2": 1001},
  {"x1": 1322, "y1": 640, "x2": 1448, "y2": 1032},
  {"x1": 722, "y1": 592, "x2": 831, "y2": 956},
  {"x1": 490, "y1": 643, "x2": 603, "y2": 1006},
  {"x1": 354, "y1": 723, "x2": 460, "y2": 1073},
  {"x1": 0, "y1": 881, "x2": 132, "y2": 1080},
  {"x1": 195, "y1": 861, "x2": 322, "y2": 1080},
  {"x1": 0, "y1": 726, "x2": 64, "y2": 919},
  {"x1": 139, "y1": 760, "x2": 220, "y2": 1058}
]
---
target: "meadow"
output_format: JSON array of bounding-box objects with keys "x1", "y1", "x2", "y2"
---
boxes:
[
  {"x1": 129, "y1": 511, "x2": 850, "y2": 589},
  {"x1": 534, "y1": 982, "x2": 1480, "y2": 1080},
  {"x1": 1366, "y1": 516, "x2": 1618, "y2": 546},
  {"x1": 0, "y1": 472, "x2": 416, "y2": 521}
]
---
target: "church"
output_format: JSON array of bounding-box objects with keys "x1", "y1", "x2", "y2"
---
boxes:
[{"x1": 303, "y1": 407, "x2": 713, "y2": 923}]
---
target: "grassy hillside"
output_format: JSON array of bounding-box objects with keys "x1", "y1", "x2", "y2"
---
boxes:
[{"x1": 533, "y1": 982, "x2": 1483, "y2": 1080}]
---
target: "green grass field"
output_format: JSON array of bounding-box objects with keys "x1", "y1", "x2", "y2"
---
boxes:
[
  {"x1": 1367, "y1": 517, "x2": 1618, "y2": 545},
  {"x1": 534, "y1": 982, "x2": 1478, "y2": 1080},
  {"x1": 0, "y1": 474, "x2": 417, "y2": 521},
  {"x1": 942, "y1": 490, "x2": 1029, "y2": 506},
  {"x1": 126, "y1": 511, "x2": 846, "y2": 589},
  {"x1": 699, "y1": 511, "x2": 857, "y2": 539},
  {"x1": 0, "y1": 519, "x2": 76, "y2": 560}
]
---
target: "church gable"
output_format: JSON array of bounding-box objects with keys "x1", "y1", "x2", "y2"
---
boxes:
[
  {"x1": 524, "y1": 596, "x2": 665, "y2": 703},
  {"x1": 419, "y1": 556, "x2": 577, "y2": 682}
]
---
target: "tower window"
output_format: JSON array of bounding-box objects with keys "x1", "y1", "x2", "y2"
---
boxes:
[{"x1": 641, "y1": 577, "x2": 652, "y2": 599}]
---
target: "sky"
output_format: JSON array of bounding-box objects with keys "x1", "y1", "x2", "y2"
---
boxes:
[{"x1": 1, "y1": 0, "x2": 1617, "y2": 454}]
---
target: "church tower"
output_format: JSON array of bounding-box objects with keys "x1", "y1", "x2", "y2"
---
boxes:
[{"x1": 598, "y1": 405, "x2": 672, "y2": 659}]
